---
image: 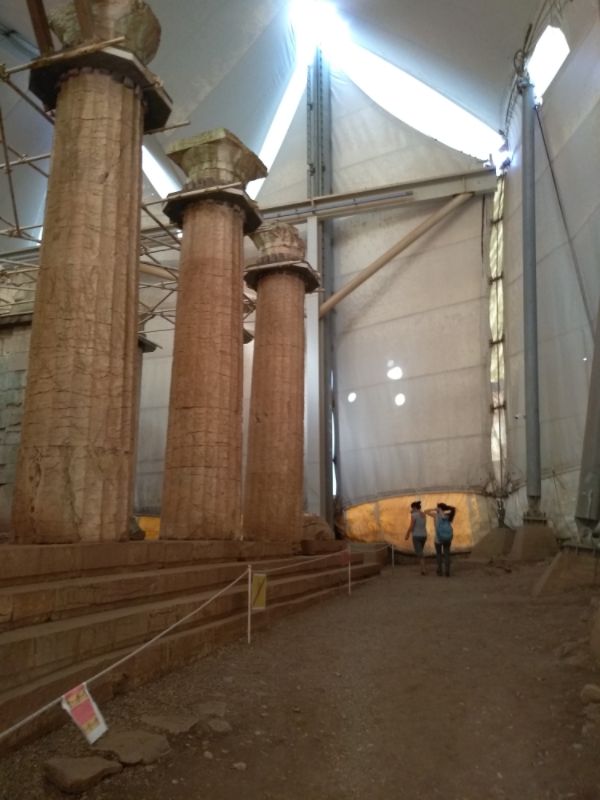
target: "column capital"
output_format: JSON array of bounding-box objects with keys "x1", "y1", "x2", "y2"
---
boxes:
[
  {"x1": 49, "y1": 1, "x2": 161, "y2": 65},
  {"x1": 163, "y1": 129, "x2": 266, "y2": 233},
  {"x1": 244, "y1": 223, "x2": 320, "y2": 293},
  {"x1": 167, "y1": 128, "x2": 267, "y2": 189},
  {"x1": 251, "y1": 222, "x2": 305, "y2": 263}
]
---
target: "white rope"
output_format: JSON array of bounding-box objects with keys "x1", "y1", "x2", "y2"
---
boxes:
[
  {"x1": 347, "y1": 543, "x2": 390, "y2": 553},
  {"x1": 251, "y1": 550, "x2": 348, "y2": 576},
  {"x1": 0, "y1": 545, "x2": 386, "y2": 744},
  {"x1": 0, "y1": 567, "x2": 250, "y2": 744}
]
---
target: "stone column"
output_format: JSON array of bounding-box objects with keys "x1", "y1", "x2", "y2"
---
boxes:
[
  {"x1": 160, "y1": 129, "x2": 266, "y2": 540},
  {"x1": 243, "y1": 223, "x2": 320, "y2": 541},
  {"x1": 11, "y1": 1, "x2": 170, "y2": 543}
]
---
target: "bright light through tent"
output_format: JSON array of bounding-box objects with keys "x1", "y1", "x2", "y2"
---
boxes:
[
  {"x1": 142, "y1": 146, "x2": 181, "y2": 199},
  {"x1": 347, "y1": 391, "x2": 357, "y2": 403},
  {"x1": 527, "y1": 26, "x2": 570, "y2": 102},
  {"x1": 248, "y1": 0, "x2": 347, "y2": 199},
  {"x1": 289, "y1": 0, "x2": 350, "y2": 67},
  {"x1": 394, "y1": 393, "x2": 406, "y2": 407},
  {"x1": 247, "y1": 64, "x2": 307, "y2": 199},
  {"x1": 337, "y1": 43, "x2": 504, "y2": 163},
  {"x1": 387, "y1": 366, "x2": 403, "y2": 380}
]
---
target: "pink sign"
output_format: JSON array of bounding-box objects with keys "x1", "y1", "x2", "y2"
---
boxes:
[{"x1": 61, "y1": 683, "x2": 107, "y2": 744}]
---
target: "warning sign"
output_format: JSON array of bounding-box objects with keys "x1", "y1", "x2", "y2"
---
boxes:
[
  {"x1": 251, "y1": 573, "x2": 267, "y2": 611},
  {"x1": 61, "y1": 683, "x2": 108, "y2": 744}
]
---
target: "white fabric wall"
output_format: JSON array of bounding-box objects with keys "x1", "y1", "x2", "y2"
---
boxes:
[
  {"x1": 503, "y1": 6, "x2": 600, "y2": 532},
  {"x1": 330, "y1": 77, "x2": 493, "y2": 506}
]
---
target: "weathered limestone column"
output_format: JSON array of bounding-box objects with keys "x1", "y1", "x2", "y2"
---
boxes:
[
  {"x1": 11, "y1": 1, "x2": 170, "y2": 543},
  {"x1": 243, "y1": 223, "x2": 320, "y2": 541},
  {"x1": 160, "y1": 129, "x2": 266, "y2": 539}
]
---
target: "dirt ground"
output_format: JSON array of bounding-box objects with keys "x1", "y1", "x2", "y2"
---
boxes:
[{"x1": 1, "y1": 558, "x2": 600, "y2": 800}]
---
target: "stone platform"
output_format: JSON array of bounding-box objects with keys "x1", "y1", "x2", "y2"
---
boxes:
[
  {"x1": 0, "y1": 540, "x2": 380, "y2": 751},
  {"x1": 469, "y1": 527, "x2": 515, "y2": 560},
  {"x1": 532, "y1": 545, "x2": 600, "y2": 596}
]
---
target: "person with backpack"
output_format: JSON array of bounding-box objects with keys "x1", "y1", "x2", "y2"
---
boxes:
[
  {"x1": 425, "y1": 502, "x2": 456, "y2": 577},
  {"x1": 404, "y1": 500, "x2": 428, "y2": 575}
]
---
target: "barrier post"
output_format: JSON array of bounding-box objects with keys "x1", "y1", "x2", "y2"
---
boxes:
[
  {"x1": 347, "y1": 543, "x2": 352, "y2": 596},
  {"x1": 247, "y1": 565, "x2": 252, "y2": 645}
]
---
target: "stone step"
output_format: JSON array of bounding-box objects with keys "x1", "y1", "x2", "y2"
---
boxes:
[
  {"x1": 0, "y1": 540, "x2": 301, "y2": 587},
  {"x1": 0, "y1": 574, "x2": 377, "y2": 752},
  {"x1": 0, "y1": 552, "x2": 364, "y2": 631},
  {"x1": 0, "y1": 563, "x2": 379, "y2": 693}
]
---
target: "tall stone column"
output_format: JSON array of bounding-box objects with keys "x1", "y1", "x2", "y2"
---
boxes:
[
  {"x1": 243, "y1": 223, "x2": 320, "y2": 541},
  {"x1": 11, "y1": 1, "x2": 170, "y2": 543},
  {"x1": 160, "y1": 129, "x2": 266, "y2": 540}
]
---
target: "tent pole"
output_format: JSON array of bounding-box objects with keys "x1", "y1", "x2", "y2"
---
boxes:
[
  {"x1": 519, "y1": 76, "x2": 544, "y2": 522},
  {"x1": 319, "y1": 192, "x2": 472, "y2": 318},
  {"x1": 307, "y1": 46, "x2": 336, "y2": 527}
]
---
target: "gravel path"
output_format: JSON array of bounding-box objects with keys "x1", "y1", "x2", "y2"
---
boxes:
[{"x1": 1, "y1": 560, "x2": 599, "y2": 800}]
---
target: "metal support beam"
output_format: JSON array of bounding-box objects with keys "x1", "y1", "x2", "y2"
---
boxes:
[
  {"x1": 519, "y1": 76, "x2": 544, "y2": 520},
  {"x1": 261, "y1": 167, "x2": 496, "y2": 224},
  {"x1": 25, "y1": 0, "x2": 54, "y2": 56},
  {"x1": 319, "y1": 192, "x2": 473, "y2": 318},
  {"x1": 306, "y1": 47, "x2": 336, "y2": 527}
]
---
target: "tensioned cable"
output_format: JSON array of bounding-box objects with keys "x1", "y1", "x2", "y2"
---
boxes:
[{"x1": 534, "y1": 106, "x2": 594, "y2": 333}]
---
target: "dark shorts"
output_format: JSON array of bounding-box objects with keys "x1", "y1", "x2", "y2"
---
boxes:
[{"x1": 412, "y1": 536, "x2": 426, "y2": 556}]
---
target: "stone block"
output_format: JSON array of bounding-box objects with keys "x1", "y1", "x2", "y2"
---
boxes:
[
  {"x1": 0, "y1": 462, "x2": 16, "y2": 483},
  {"x1": 580, "y1": 684, "x2": 600, "y2": 703},
  {"x1": 141, "y1": 713, "x2": 199, "y2": 734},
  {"x1": 44, "y1": 756, "x2": 122, "y2": 794},
  {"x1": 470, "y1": 527, "x2": 515, "y2": 560},
  {"x1": 0, "y1": 444, "x2": 17, "y2": 463},
  {"x1": 508, "y1": 525, "x2": 559, "y2": 561},
  {"x1": 533, "y1": 550, "x2": 600, "y2": 597},
  {"x1": 0, "y1": 408, "x2": 22, "y2": 428},
  {"x1": 94, "y1": 729, "x2": 170, "y2": 765},
  {"x1": 301, "y1": 539, "x2": 345, "y2": 555},
  {"x1": 0, "y1": 353, "x2": 28, "y2": 371},
  {"x1": 0, "y1": 389, "x2": 24, "y2": 407},
  {"x1": 3, "y1": 430, "x2": 21, "y2": 445},
  {"x1": 0, "y1": 372, "x2": 22, "y2": 391}
]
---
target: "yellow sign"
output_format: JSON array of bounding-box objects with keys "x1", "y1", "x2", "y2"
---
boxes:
[{"x1": 251, "y1": 573, "x2": 267, "y2": 611}]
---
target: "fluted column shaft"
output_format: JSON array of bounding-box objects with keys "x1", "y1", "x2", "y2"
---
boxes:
[
  {"x1": 243, "y1": 272, "x2": 307, "y2": 541},
  {"x1": 12, "y1": 71, "x2": 142, "y2": 543},
  {"x1": 161, "y1": 200, "x2": 245, "y2": 539}
]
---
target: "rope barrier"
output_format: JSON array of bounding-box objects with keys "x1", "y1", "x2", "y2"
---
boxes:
[
  {"x1": 0, "y1": 567, "x2": 250, "y2": 744},
  {"x1": 252, "y1": 550, "x2": 349, "y2": 576},
  {"x1": 0, "y1": 542, "x2": 393, "y2": 744}
]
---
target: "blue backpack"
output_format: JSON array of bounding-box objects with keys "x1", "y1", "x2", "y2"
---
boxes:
[{"x1": 437, "y1": 516, "x2": 453, "y2": 542}]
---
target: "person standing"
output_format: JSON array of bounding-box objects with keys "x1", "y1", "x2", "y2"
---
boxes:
[
  {"x1": 404, "y1": 500, "x2": 428, "y2": 575},
  {"x1": 426, "y1": 503, "x2": 456, "y2": 577}
]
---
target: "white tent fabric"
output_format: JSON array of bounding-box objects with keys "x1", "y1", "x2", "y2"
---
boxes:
[
  {"x1": 1, "y1": 0, "x2": 599, "y2": 530},
  {"x1": 503, "y1": 8, "x2": 600, "y2": 533},
  {"x1": 330, "y1": 76, "x2": 492, "y2": 505},
  {"x1": 334, "y1": 197, "x2": 492, "y2": 504}
]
